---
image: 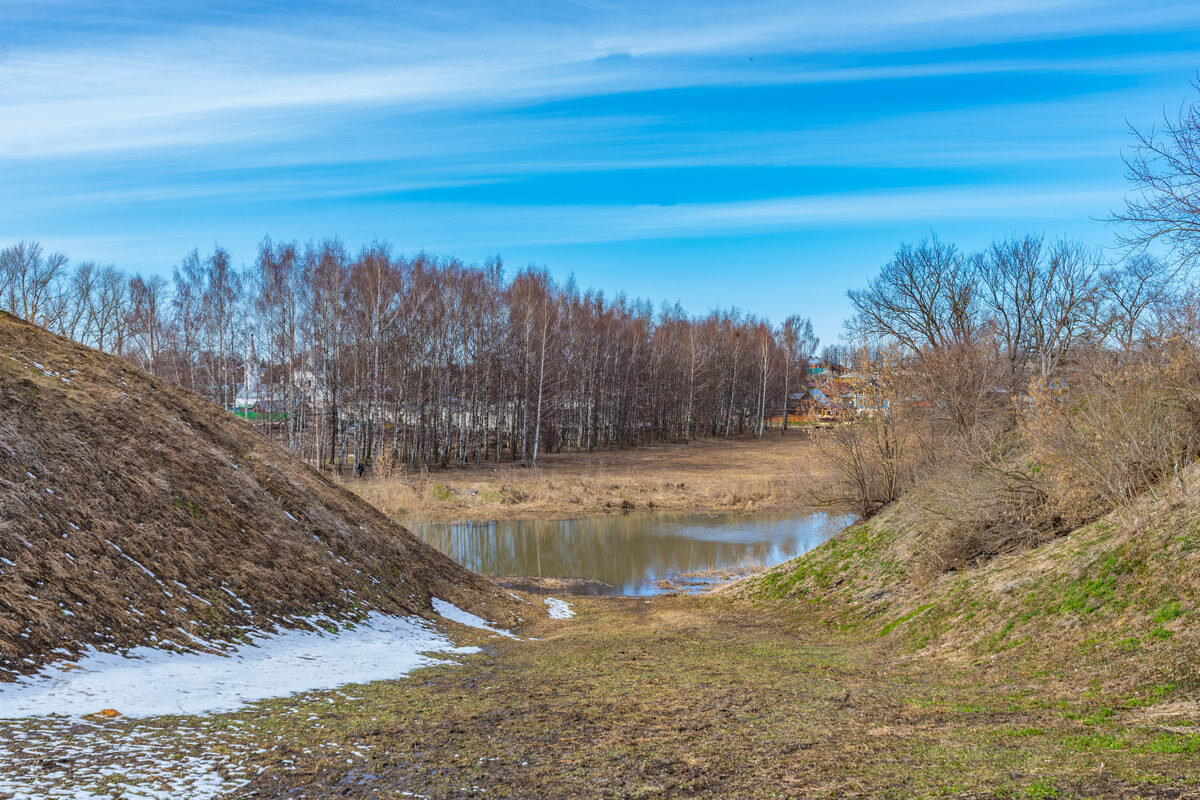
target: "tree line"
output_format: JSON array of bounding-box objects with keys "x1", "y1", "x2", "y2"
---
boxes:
[
  {"x1": 817, "y1": 81, "x2": 1200, "y2": 572},
  {"x1": 0, "y1": 238, "x2": 818, "y2": 471},
  {"x1": 821, "y1": 230, "x2": 1198, "y2": 569}
]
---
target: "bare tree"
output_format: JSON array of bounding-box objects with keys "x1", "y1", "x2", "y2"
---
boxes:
[
  {"x1": 305, "y1": 239, "x2": 349, "y2": 472},
  {"x1": 978, "y1": 234, "x2": 1043, "y2": 389},
  {"x1": 848, "y1": 237, "x2": 978, "y2": 353},
  {"x1": 1114, "y1": 80, "x2": 1200, "y2": 267},
  {"x1": 1100, "y1": 253, "x2": 1180, "y2": 349},
  {"x1": 128, "y1": 274, "x2": 169, "y2": 375},
  {"x1": 2, "y1": 235, "x2": 830, "y2": 472},
  {"x1": 0, "y1": 241, "x2": 69, "y2": 327},
  {"x1": 172, "y1": 250, "x2": 206, "y2": 392},
  {"x1": 751, "y1": 320, "x2": 774, "y2": 438},
  {"x1": 849, "y1": 237, "x2": 998, "y2": 436},
  {"x1": 90, "y1": 266, "x2": 129, "y2": 356},
  {"x1": 779, "y1": 315, "x2": 817, "y2": 435},
  {"x1": 201, "y1": 247, "x2": 243, "y2": 410},
  {"x1": 255, "y1": 238, "x2": 304, "y2": 447}
]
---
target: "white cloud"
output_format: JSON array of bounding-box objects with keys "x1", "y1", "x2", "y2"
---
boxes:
[
  {"x1": 3, "y1": 1, "x2": 1199, "y2": 158},
  {"x1": 543, "y1": 185, "x2": 1122, "y2": 241}
]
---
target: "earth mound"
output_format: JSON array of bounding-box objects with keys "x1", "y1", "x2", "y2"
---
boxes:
[{"x1": 0, "y1": 312, "x2": 516, "y2": 680}]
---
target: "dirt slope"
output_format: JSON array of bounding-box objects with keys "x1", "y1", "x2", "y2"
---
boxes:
[{"x1": 0, "y1": 312, "x2": 517, "y2": 680}]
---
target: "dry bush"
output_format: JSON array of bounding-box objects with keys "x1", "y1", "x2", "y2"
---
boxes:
[
  {"x1": 806, "y1": 360, "x2": 1071, "y2": 576},
  {"x1": 1027, "y1": 341, "x2": 1200, "y2": 515},
  {"x1": 806, "y1": 345, "x2": 953, "y2": 517},
  {"x1": 809, "y1": 414, "x2": 922, "y2": 517},
  {"x1": 835, "y1": 224, "x2": 1200, "y2": 577},
  {"x1": 910, "y1": 440, "x2": 1062, "y2": 576},
  {"x1": 902, "y1": 339, "x2": 1200, "y2": 577}
]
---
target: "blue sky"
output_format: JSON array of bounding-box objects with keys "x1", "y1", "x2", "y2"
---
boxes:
[{"x1": 3, "y1": 1, "x2": 1200, "y2": 344}]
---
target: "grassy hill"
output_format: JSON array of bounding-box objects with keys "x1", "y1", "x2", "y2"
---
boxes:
[
  {"x1": 0, "y1": 312, "x2": 517, "y2": 680},
  {"x1": 737, "y1": 476, "x2": 1199, "y2": 699}
]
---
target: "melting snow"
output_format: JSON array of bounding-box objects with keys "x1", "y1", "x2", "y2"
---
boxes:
[
  {"x1": 432, "y1": 598, "x2": 518, "y2": 639},
  {"x1": 0, "y1": 613, "x2": 479, "y2": 719},
  {"x1": 0, "y1": 718, "x2": 253, "y2": 799},
  {"x1": 544, "y1": 597, "x2": 575, "y2": 619}
]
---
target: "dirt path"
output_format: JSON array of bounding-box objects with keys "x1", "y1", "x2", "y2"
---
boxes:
[
  {"x1": 8, "y1": 593, "x2": 1184, "y2": 800},
  {"x1": 237, "y1": 595, "x2": 1198, "y2": 799},
  {"x1": 350, "y1": 433, "x2": 827, "y2": 524}
]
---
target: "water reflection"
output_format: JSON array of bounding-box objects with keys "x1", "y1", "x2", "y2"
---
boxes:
[{"x1": 410, "y1": 512, "x2": 852, "y2": 596}]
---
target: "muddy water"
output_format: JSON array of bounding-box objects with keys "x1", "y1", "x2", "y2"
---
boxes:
[{"x1": 410, "y1": 512, "x2": 852, "y2": 595}]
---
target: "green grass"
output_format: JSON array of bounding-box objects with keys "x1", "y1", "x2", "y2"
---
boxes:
[
  {"x1": 1143, "y1": 733, "x2": 1200, "y2": 754},
  {"x1": 74, "y1": 594, "x2": 1189, "y2": 800},
  {"x1": 879, "y1": 602, "x2": 934, "y2": 636},
  {"x1": 1152, "y1": 600, "x2": 1184, "y2": 623},
  {"x1": 1025, "y1": 777, "x2": 1060, "y2": 798}
]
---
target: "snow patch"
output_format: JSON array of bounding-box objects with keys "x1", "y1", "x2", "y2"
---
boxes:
[
  {"x1": 544, "y1": 597, "x2": 575, "y2": 619},
  {"x1": 0, "y1": 718, "x2": 252, "y2": 799},
  {"x1": 0, "y1": 613, "x2": 478, "y2": 719},
  {"x1": 432, "y1": 598, "x2": 518, "y2": 639}
]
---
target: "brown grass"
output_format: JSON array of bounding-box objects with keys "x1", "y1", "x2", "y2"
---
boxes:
[
  {"x1": 226, "y1": 594, "x2": 1200, "y2": 799},
  {"x1": 736, "y1": 460, "x2": 1200, "y2": 703},
  {"x1": 0, "y1": 312, "x2": 519, "y2": 680},
  {"x1": 348, "y1": 432, "x2": 826, "y2": 524}
]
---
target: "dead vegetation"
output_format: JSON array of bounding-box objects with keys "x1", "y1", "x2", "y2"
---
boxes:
[
  {"x1": 223, "y1": 595, "x2": 1200, "y2": 799},
  {"x1": 800, "y1": 216, "x2": 1200, "y2": 584},
  {"x1": 835, "y1": 337, "x2": 1200, "y2": 578},
  {"x1": 349, "y1": 432, "x2": 824, "y2": 523},
  {"x1": 0, "y1": 312, "x2": 518, "y2": 680},
  {"x1": 737, "y1": 441, "x2": 1200, "y2": 699},
  {"x1": 735, "y1": 223, "x2": 1200, "y2": 687}
]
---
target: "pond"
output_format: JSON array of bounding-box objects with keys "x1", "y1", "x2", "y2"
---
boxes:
[{"x1": 410, "y1": 511, "x2": 852, "y2": 596}]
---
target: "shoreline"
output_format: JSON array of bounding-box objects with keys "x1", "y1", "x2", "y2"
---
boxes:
[
  {"x1": 346, "y1": 433, "x2": 826, "y2": 525},
  {"x1": 397, "y1": 499, "x2": 827, "y2": 526}
]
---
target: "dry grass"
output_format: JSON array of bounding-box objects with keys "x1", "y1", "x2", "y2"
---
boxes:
[
  {"x1": 0, "y1": 312, "x2": 518, "y2": 680},
  {"x1": 5, "y1": 592, "x2": 1194, "y2": 798},
  {"x1": 738, "y1": 461, "x2": 1200, "y2": 703},
  {"x1": 349, "y1": 432, "x2": 826, "y2": 524},
  {"x1": 223, "y1": 594, "x2": 1200, "y2": 799}
]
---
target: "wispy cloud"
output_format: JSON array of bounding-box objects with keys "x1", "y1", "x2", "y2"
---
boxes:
[
  {"x1": 4, "y1": 1, "x2": 1200, "y2": 156},
  {"x1": 2, "y1": 0, "x2": 1198, "y2": 339},
  {"x1": 417, "y1": 185, "x2": 1123, "y2": 247}
]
